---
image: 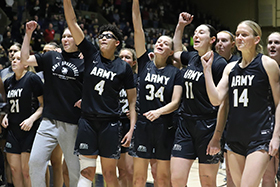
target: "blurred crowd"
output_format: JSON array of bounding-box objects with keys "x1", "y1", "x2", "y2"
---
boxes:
[{"x1": 0, "y1": 0, "x2": 230, "y2": 70}]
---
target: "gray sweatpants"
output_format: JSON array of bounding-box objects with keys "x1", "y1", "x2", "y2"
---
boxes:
[{"x1": 29, "y1": 118, "x2": 80, "y2": 187}]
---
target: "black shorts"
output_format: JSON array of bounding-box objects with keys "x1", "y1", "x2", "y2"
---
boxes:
[
  {"x1": 75, "y1": 117, "x2": 122, "y2": 159},
  {"x1": 226, "y1": 139, "x2": 270, "y2": 156},
  {"x1": 129, "y1": 115, "x2": 175, "y2": 160},
  {"x1": 5, "y1": 129, "x2": 36, "y2": 154},
  {"x1": 171, "y1": 116, "x2": 222, "y2": 164},
  {"x1": 120, "y1": 119, "x2": 130, "y2": 153}
]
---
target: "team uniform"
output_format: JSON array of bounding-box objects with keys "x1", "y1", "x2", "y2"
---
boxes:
[
  {"x1": 228, "y1": 54, "x2": 240, "y2": 63},
  {"x1": 119, "y1": 73, "x2": 138, "y2": 153},
  {"x1": 130, "y1": 52, "x2": 183, "y2": 160},
  {"x1": 172, "y1": 51, "x2": 227, "y2": 163},
  {"x1": 75, "y1": 38, "x2": 135, "y2": 159},
  {"x1": 29, "y1": 50, "x2": 84, "y2": 187},
  {"x1": 226, "y1": 53, "x2": 275, "y2": 156},
  {"x1": 4, "y1": 71, "x2": 43, "y2": 154}
]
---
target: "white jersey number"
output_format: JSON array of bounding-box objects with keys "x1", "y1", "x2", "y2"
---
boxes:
[
  {"x1": 185, "y1": 81, "x2": 194, "y2": 99},
  {"x1": 146, "y1": 84, "x2": 165, "y2": 102},
  {"x1": 94, "y1": 80, "x2": 105, "y2": 95},
  {"x1": 10, "y1": 99, "x2": 19, "y2": 113},
  {"x1": 233, "y1": 88, "x2": 249, "y2": 107}
]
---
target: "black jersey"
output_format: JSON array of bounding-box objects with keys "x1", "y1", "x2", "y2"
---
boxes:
[
  {"x1": 180, "y1": 51, "x2": 227, "y2": 118},
  {"x1": 228, "y1": 54, "x2": 240, "y2": 63},
  {"x1": 4, "y1": 71, "x2": 43, "y2": 138},
  {"x1": 227, "y1": 54, "x2": 275, "y2": 144},
  {"x1": 35, "y1": 50, "x2": 84, "y2": 124},
  {"x1": 78, "y1": 38, "x2": 135, "y2": 118},
  {"x1": 119, "y1": 73, "x2": 138, "y2": 120},
  {"x1": 137, "y1": 52, "x2": 183, "y2": 115}
]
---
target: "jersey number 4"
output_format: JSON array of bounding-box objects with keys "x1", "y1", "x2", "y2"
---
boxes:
[
  {"x1": 94, "y1": 80, "x2": 105, "y2": 95},
  {"x1": 146, "y1": 84, "x2": 165, "y2": 102},
  {"x1": 233, "y1": 88, "x2": 248, "y2": 107}
]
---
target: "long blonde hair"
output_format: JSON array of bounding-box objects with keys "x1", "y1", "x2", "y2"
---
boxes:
[{"x1": 239, "y1": 20, "x2": 263, "y2": 53}]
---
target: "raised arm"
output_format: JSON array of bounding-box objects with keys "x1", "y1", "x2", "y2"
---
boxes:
[
  {"x1": 132, "y1": 0, "x2": 146, "y2": 58},
  {"x1": 63, "y1": 0, "x2": 84, "y2": 45},
  {"x1": 21, "y1": 21, "x2": 38, "y2": 67},
  {"x1": 201, "y1": 51, "x2": 231, "y2": 106},
  {"x1": 173, "y1": 12, "x2": 193, "y2": 62}
]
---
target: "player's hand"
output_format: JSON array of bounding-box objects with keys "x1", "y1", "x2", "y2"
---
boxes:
[
  {"x1": 74, "y1": 99, "x2": 82, "y2": 108},
  {"x1": 143, "y1": 110, "x2": 161, "y2": 122},
  {"x1": 121, "y1": 130, "x2": 133, "y2": 147},
  {"x1": 206, "y1": 137, "x2": 221, "y2": 155},
  {"x1": 126, "y1": 111, "x2": 131, "y2": 119},
  {"x1": 201, "y1": 50, "x2": 214, "y2": 71},
  {"x1": 1, "y1": 114, "x2": 8, "y2": 128},
  {"x1": 269, "y1": 137, "x2": 280, "y2": 156},
  {"x1": 25, "y1": 21, "x2": 38, "y2": 34},
  {"x1": 20, "y1": 118, "x2": 34, "y2": 131},
  {"x1": 178, "y1": 12, "x2": 194, "y2": 26}
]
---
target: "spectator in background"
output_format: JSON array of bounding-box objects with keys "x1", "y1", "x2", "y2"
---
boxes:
[
  {"x1": 31, "y1": 24, "x2": 45, "y2": 52},
  {"x1": 113, "y1": 9, "x2": 121, "y2": 24},
  {"x1": 122, "y1": 21, "x2": 132, "y2": 38},
  {"x1": 43, "y1": 3, "x2": 52, "y2": 23},
  {"x1": 30, "y1": 0, "x2": 41, "y2": 17},
  {"x1": 124, "y1": 32, "x2": 134, "y2": 49},
  {"x1": 0, "y1": 45, "x2": 8, "y2": 70},
  {"x1": 2, "y1": 31, "x2": 14, "y2": 51},
  {"x1": 10, "y1": 15, "x2": 22, "y2": 43},
  {"x1": 141, "y1": 7, "x2": 149, "y2": 27},
  {"x1": 44, "y1": 23, "x2": 55, "y2": 43}
]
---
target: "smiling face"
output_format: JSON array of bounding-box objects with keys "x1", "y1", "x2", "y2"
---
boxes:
[
  {"x1": 267, "y1": 32, "x2": 280, "y2": 63},
  {"x1": 61, "y1": 28, "x2": 78, "y2": 53},
  {"x1": 193, "y1": 25, "x2": 214, "y2": 54},
  {"x1": 153, "y1": 35, "x2": 173, "y2": 58},
  {"x1": 216, "y1": 32, "x2": 235, "y2": 59}
]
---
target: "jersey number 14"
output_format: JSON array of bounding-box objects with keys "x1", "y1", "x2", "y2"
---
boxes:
[{"x1": 233, "y1": 88, "x2": 249, "y2": 107}]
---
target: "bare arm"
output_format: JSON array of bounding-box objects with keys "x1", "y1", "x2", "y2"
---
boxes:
[
  {"x1": 121, "y1": 88, "x2": 137, "y2": 147},
  {"x1": 173, "y1": 12, "x2": 193, "y2": 63},
  {"x1": 20, "y1": 95, "x2": 43, "y2": 131},
  {"x1": 262, "y1": 55, "x2": 280, "y2": 156},
  {"x1": 63, "y1": 0, "x2": 84, "y2": 45},
  {"x1": 21, "y1": 21, "x2": 38, "y2": 67},
  {"x1": 143, "y1": 85, "x2": 182, "y2": 122},
  {"x1": 206, "y1": 95, "x2": 229, "y2": 155},
  {"x1": 202, "y1": 51, "x2": 231, "y2": 106},
  {"x1": 132, "y1": 0, "x2": 146, "y2": 58}
]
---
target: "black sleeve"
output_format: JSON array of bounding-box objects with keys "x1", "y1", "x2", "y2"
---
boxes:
[
  {"x1": 34, "y1": 51, "x2": 58, "y2": 72},
  {"x1": 30, "y1": 73, "x2": 44, "y2": 97},
  {"x1": 174, "y1": 68, "x2": 183, "y2": 86},
  {"x1": 78, "y1": 38, "x2": 98, "y2": 64},
  {"x1": 180, "y1": 51, "x2": 194, "y2": 65},
  {"x1": 124, "y1": 62, "x2": 136, "y2": 90},
  {"x1": 212, "y1": 53, "x2": 227, "y2": 85},
  {"x1": 137, "y1": 51, "x2": 150, "y2": 74}
]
